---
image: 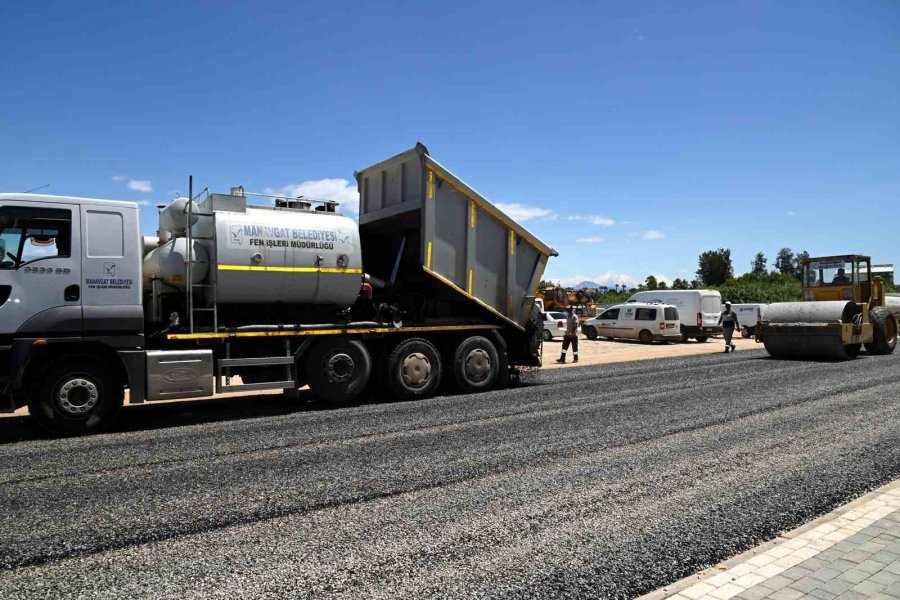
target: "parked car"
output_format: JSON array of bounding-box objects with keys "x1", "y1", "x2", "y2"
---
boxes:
[
  {"x1": 541, "y1": 311, "x2": 568, "y2": 341},
  {"x1": 581, "y1": 302, "x2": 681, "y2": 344},
  {"x1": 626, "y1": 290, "x2": 722, "y2": 342},
  {"x1": 725, "y1": 303, "x2": 768, "y2": 338}
]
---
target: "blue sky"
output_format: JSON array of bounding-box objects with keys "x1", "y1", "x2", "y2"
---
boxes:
[{"x1": 2, "y1": 1, "x2": 898, "y2": 288}]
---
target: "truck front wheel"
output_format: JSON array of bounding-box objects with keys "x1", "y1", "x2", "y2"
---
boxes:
[
  {"x1": 453, "y1": 336, "x2": 499, "y2": 393},
  {"x1": 305, "y1": 339, "x2": 372, "y2": 404},
  {"x1": 386, "y1": 338, "x2": 442, "y2": 401},
  {"x1": 28, "y1": 358, "x2": 124, "y2": 436}
]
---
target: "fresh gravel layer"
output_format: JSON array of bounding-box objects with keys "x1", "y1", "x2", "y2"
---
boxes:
[{"x1": 1, "y1": 349, "x2": 898, "y2": 599}]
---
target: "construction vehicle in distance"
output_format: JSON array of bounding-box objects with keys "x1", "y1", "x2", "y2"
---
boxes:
[
  {"x1": 756, "y1": 254, "x2": 899, "y2": 360},
  {"x1": 0, "y1": 143, "x2": 557, "y2": 435},
  {"x1": 538, "y1": 286, "x2": 595, "y2": 322}
]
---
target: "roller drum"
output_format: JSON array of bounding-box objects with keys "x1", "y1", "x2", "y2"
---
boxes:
[{"x1": 762, "y1": 301, "x2": 858, "y2": 361}]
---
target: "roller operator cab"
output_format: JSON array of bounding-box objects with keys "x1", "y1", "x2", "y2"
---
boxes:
[
  {"x1": 0, "y1": 144, "x2": 557, "y2": 435},
  {"x1": 756, "y1": 255, "x2": 898, "y2": 360}
]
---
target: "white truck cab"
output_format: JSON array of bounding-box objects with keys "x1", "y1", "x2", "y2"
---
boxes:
[{"x1": 0, "y1": 194, "x2": 145, "y2": 432}]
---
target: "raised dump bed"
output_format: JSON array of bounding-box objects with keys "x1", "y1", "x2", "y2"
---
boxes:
[{"x1": 356, "y1": 143, "x2": 557, "y2": 330}]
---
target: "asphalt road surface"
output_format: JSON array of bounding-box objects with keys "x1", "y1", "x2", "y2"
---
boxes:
[{"x1": 1, "y1": 349, "x2": 898, "y2": 599}]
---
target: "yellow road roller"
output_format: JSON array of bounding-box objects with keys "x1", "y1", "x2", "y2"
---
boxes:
[{"x1": 755, "y1": 255, "x2": 898, "y2": 360}]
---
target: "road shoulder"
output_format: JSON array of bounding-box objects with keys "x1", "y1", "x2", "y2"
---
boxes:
[{"x1": 639, "y1": 479, "x2": 900, "y2": 600}]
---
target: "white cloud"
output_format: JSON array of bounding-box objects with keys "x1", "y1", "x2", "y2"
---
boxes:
[
  {"x1": 575, "y1": 236, "x2": 604, "y2": 244},
  {"x1": 266, "y1": 178, "x2": 360, "y2": 215},
  {"x1": 495, "y1": 203, "x2": 557, "y2": 222},
  {"x1": 111, "y1": 175, "x2": 153, "y2": 193},
  {"x1": 641, "y1": 230, "x2": 666, "y2": 240},
  {"x1": 127, "y1": 179, "x2": 153, "y2": 193},
  {"x1": 135, "y1": 200, "x2": 153, "y2": 206},
  {"x1": 567, "y1": 214, "x2": 616, "y2": 226}
]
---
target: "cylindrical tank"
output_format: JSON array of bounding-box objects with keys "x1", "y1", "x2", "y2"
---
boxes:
[
  {"x1": 143, "y1": 238, "x2": 209, "y2": 290},
  {"x1": 159, "y1": 198, "x2": 200, "y2": 236},
  {"x1": 214, "y1": 206, "x2": 362, "y2": 306}
]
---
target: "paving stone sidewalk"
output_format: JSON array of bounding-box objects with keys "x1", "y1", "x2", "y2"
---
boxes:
[{"x1": 641, "y1": 480, "x2": 900, "y2": 600}]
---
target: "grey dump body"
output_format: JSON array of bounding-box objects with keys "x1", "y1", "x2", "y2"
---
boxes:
[{"x1": 356, "y1": 143, "x2": 557, "y2": 330}]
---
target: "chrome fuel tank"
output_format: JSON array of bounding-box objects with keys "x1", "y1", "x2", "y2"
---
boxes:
[{"x1": 213, "y1": 204, "x2": 362, "y2": 307}]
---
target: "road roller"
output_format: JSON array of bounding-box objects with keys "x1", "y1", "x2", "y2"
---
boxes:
[{"x1": 755, "y1": 255, "x2": 899, "y2": 360}]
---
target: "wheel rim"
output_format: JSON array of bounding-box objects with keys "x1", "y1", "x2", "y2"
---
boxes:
[
  {"x1": 56, "y1": 378, "x2": 99, "y2": 417},
  {"x1": 325, "y1": 352, "x2": 355, "y2": 383},
  {"x1": 402, "y1": 352, "x2": 431, "y2": 388},
  {"x1": 887, "y1": 316, "x2": 897, "y2": 346},
  {"x1": 464, "y1": 348, "x2": 491, "y2": 383}
]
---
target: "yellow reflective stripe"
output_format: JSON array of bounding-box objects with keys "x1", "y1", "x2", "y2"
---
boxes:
[
  {"x1": 508, "y1": 229, "x2": 515, "y2": 256},
  {"x1": 425, "y1": 166, "x2": 548, "y2": 256},
  {"x1": 469, "y1": 201, "x2": 476, "y2": 228},
  {"x1": 218, "y1": 265, "x2": 362, "y2": 274},
  {"x1": 423, "y1": 267, "x2": 522, "y2": 330},
  {"x1": 427, "y1": 170, "x2": 434, "y2": 199},
  {"x1": 426, "y1": 241, "x2": 433, "y2": 269},
  {"x1": 468, "y1": 269, "x2": 474, "y2": 294},
  {"x1": 166, "y1": 323, "x2": 498, "y2": 341}
]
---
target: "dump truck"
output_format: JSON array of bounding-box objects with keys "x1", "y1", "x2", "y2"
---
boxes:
[
  {"x1": 755, "y1": 254, "x2": 898, "y2": 360},
  {"x1": 0, "y1": 143, "x2": 557, "y2": 434}
]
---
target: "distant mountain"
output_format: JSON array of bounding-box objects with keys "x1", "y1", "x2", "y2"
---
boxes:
[{"x1": 573, "y1": 280, "x2": 600, "y2": 289}]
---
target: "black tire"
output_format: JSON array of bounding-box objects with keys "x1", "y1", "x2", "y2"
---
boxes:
[
  {"x1": 681, "y1": 332, "x2": 690, "y2": 343},
  {"x1": 740, "y1": 327, "x2": 751, "y2": 339},
  {"x1": 28, "y1": 358, "x2": 124, "y2": 436},
  {"x1": 386, "y1": 337, "x2": 442, "y2": 401},
  {"x1": 865, "y1": 306, "x2": 898, "y2": 355},
  {"x1": 542, "y1": 329, "x2": 552, "y2": 342},
  {"x1": 584, "y1": 326, "x2": 598, "y2": 341},
  {"x1": 305, "y1": 339, "x2": 372, "y2": 404},
  {"x1": 453, "y1": 336, "x2": 500, "y2": 393},
  {"x1": 638, "y1": 329, "x2": 653, "y2": 344},
  {"x1": 695, "y1": 336, "x2": 709, "y2": 343}
]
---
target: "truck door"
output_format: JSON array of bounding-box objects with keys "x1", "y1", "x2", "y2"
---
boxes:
[
  {"x1": 79, "y1": 205, "x2": 143, "y2": 333},
  {"x1": 0, "y1": 201, "x2": 82, "y2": 336}
]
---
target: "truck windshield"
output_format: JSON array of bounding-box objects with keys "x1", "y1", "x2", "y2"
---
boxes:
[
  {"x1": 0, "y1": 206, "x2": 71, "y2": 269},
  {"x1": 804, "y1": 260, "x2": 853, "y2": 287}
]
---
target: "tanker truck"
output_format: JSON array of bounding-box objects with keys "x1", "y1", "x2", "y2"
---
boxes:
[{"x1": 0, "y1": 143, "x2": 557, "y2": 435}]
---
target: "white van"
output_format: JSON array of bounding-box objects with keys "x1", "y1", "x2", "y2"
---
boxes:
[
  {"x1": 626, "y1": 290, "x2": 722, "y2": 342},
  {"x1": 726, "y1": 303, "x2": 767, "y2": 338},
  {"x1": 582, "y1": 302, "x2": 681, "y2": 344}
]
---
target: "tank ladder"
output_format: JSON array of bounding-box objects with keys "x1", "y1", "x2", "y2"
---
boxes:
[{"x1": 185, "y1": 177, "x2": 218, "y2": 334}]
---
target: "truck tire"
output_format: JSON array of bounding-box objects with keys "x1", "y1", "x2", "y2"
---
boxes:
[
  {"x1": 386, "y1": 338, "x2": 442, "y2": 401},
  {"x1": 28, "y1": 358, "x2": 124, "y2": 436},
  {"x1": 584, "y1": 326, "x2": 598, "y2": 341},
  {"x1": 864, "y1": 306, "x2": 897, "y2": 355},
  {"x1": 305, "y1": 339, "x2": 372, "y2": 404},
  {"x1": 681, "y1": 332, "x2": 690, "y2": 343},
  {"x1": 695, "y1": 336, "x2": 709, "y2": 343},
  {"x1": 638, "y1": 329, "x2": 653, "y2": 344},
  {"x1": 741, "y1": 327, "x2": 751, "y2": 339},
  {"x1": 542, "y1": 329, "x2": 552, "y2": 342},
  {"x1": 453, "y1": 336, "x2": 500, "y2": 393}
]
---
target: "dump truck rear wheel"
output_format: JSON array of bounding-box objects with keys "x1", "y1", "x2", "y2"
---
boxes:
[
  {"x1": 865, "y1": 306, "x2": 897, "y2": 355},
  {"x1": 28, "y1": 358, "x2": 124, "y2": 436},
  {"x1": 638, "y1": 330, "x2": 653, "y2": 344},
  {"x1": 305, "y1": 339, "x2": 372, "y2": 404},
  {"x1": 386, "y1": 338, "x2": 442, "y2": 401},
  {"x1": 453, "y1": 336, "x2": 499, "y2": 393},
  {"x1": 584, "y1": 326, "x2": 598, "y2": 341}
]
